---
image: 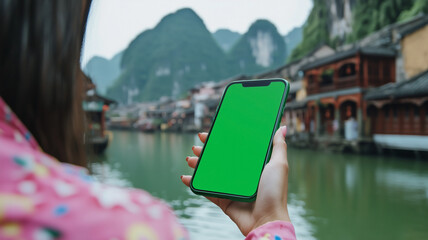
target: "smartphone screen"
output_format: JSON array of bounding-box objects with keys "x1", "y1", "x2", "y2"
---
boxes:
[{"x1": 191, "y1": 79, "x2": 288, "y2": 200}]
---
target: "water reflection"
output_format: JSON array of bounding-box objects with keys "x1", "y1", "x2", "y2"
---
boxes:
[
  {"x1": 376, "y1": 169, "x2": 428, "y2": 200},
  {"x1": 89, "y1": 131, "x2": 428, "y2": 240},
  {"x1": 91, "y1": 161, "x2": 131, "y2": 187},
  {"x1": 287, "y1": 148, "x2": 428, "y2": 240},
  {"x1": 177, "y1": 192, "x2": 242, "y2": 240}
]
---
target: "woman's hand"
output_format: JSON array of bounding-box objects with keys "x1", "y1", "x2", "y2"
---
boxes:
[{"x1": 181, "y1": 126, "x2": 291, "y2": 236}]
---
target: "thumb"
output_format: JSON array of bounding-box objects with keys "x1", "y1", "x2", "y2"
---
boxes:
[{"x1": 270, "y1": 126, "x2": 288, "y2": 165}]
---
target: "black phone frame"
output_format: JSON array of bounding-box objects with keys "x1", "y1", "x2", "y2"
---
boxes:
[{"x1": 190, "y1": 78, "x2": 290, "y2": 202}]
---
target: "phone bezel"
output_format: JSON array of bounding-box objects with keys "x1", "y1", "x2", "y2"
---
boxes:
[{"x1": 190, "y1": 78, "x2": 290, "y2": 202}]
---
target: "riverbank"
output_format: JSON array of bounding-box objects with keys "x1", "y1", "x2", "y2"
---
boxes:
[
  {"x1": 107, "y1": 127, "x2": 428, "y2": 159},
  {"x1": 287, "y1": 132, "x2": 428, "y2": 159}
]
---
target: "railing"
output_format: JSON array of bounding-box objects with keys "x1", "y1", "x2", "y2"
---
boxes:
[
  {"x1": 369, "y1": 76, "x2": 390, "y2": 87},
  {"x1": 336, "y1": 75, "x2": 358, "y2": 89},
  {"x1": 307, "y1": 84, "x2": 318, "y2": 95},
  {"x1": 319, "y1": 84, "x2": 335, "y2": 93},
  {"x1": 307, "y1": 75, "x2": 359, "y2": 95}
]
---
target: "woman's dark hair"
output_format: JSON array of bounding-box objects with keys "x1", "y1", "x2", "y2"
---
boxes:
[{"x1": 0, "y1": 0, "x2": 92, "y2": 167}]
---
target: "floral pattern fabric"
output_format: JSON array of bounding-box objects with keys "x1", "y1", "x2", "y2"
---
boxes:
[{"x1": 0, "y1": 97, "x2": 296, "y2": 240}]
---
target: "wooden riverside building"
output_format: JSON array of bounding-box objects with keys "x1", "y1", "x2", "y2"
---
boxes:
[
  {"x1": 365, "y1": 70, "x2": 428, "y2": 152},
  {"x1": 83, "y1": 74, "x2": 117, "y2": 154},
  {"x1": 301, "y1": 47, "x2": 396, "y2": 141}
]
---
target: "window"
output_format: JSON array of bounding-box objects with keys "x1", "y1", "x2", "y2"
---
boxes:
[
  {"x1": 308, "y1": 75, "x2": 316, "y2": 84},
  {"x1": 393, "y1": 106, "x2": 398, "y2": 119},
  {"x1": 426, "y1": 103, "x2": 428, "y2": 117},
  {"x1": 368, "y1": 60, "x2": 379, "y2": 77},
  {"x1": 425, "y1": 103, "x2": 428, "y2": 118},
  {"x1": 414, "y1": 105, "x2": 419, "y2": 118},
  {"x1": 404, "y1": 106, "x2": 409, "y2": 119},
  {"x1": 320, "y1": 68, "x2": 334, "y2": 86},
  {"x1": 383, "y1": 62, "x2": 390, "y2": 79},
  {"x1": 384, "y1": 106, "x2": 390, "y2": 119},
  {"x1": 338, "y1": 63, "x2": 356, "y2": 77}
]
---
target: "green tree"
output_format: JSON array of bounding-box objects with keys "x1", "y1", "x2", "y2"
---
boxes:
[
  {"x1": 348, "y1": 0, "x2": 415, "y2": 42},
  {"x1": 398, "y1": 0, "x2": 428, "y2": 22},
  {"x1": 288, "y1": 0, "x2": 330, "y2": 62}
]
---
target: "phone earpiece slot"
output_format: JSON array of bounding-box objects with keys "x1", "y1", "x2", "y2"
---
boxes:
[{"x1": 242, "y1": 80, "x2": 271, "y2": 87}]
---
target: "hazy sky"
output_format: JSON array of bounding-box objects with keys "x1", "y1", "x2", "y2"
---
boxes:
[{"x1": 81, "y1": 0, "x2": 312, "y2": 67}]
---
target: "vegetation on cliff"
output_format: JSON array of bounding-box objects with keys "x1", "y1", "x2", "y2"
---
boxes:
[{"x1": 288, "y1": 0, "x2": 428, "y2": 63}]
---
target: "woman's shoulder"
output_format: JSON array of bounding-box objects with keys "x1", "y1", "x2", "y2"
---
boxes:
[{"x1": 0, "y1": 137, "x2": 188, "y2": 240}]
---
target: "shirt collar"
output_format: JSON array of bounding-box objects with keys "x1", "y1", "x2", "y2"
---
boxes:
[{"x1": 0, "y1": 97, "x2": 41, "y2": 150}]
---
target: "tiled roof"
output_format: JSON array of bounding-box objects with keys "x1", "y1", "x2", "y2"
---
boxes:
[
  {"x1": 301, "y1": 47, "x2": 395, "y2": 71},
  {"x1": 365, "y1": 70, "x2": 428, "y2": 100},
  {"x1": 397, "y1": 15, "x2": 428, "y2": 38},
  {"x1": 85, "y1": 92, "x2": 117, "y2": 105}
]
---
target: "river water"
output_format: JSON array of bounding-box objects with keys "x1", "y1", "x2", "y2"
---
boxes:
[{"x1": 89, "y1": 130, "x2": 428, "y2": 240}]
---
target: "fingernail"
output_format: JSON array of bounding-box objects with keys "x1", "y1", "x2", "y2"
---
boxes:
[
  {"x1": 282, "y1": 126, "x2": 287, "y2": 138},
  {"x1": 192, "y1": 146, "x2": 194, "y2": 150},
  {"x1": 185, "y1": 156, "x2": 189, "y2": 162},
  {"x1": 180, "y1": 175, "x2": 183, "y2": 180}
]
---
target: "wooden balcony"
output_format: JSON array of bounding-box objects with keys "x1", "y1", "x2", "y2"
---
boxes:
[
  {"x1": 307, "y1": 75, "x2": 359, "y2": 95},
  {"x1": 336, "y1": 75, "x2": 358, "y2": 89},
  {"x1": 319, "y1": 84, "x2": 335, "y2": 93}
]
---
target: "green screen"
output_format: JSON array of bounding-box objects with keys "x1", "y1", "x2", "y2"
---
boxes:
[{"x1": 192, "y1": 80, "x2": 286, "y2": 198}]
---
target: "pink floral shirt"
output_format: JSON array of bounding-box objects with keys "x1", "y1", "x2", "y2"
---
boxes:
[{"x1": 0, "y1": 97, "x2": 296, "y2": 240}]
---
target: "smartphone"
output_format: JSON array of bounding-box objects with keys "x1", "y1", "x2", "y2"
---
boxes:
[{"x1": 190, "y1": 78, "x2": 290, "y2": 202}]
